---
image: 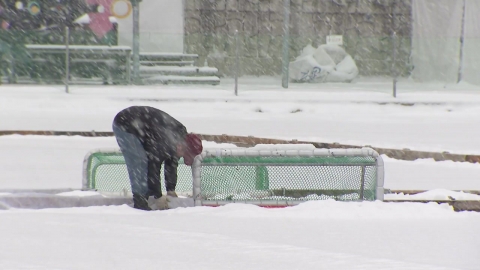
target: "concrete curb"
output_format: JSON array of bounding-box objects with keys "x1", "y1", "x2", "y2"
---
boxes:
[
  {"x1": 1, "y1": 130, "x2": 478, "y2": 164},
  {"x1": 0, "y1": 194, "x2": 131, "y2": 210},
  {"x1": 1, "y1": 194, "x2": 478, "y2": 212}
]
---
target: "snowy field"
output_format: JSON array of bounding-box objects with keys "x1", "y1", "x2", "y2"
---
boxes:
[
  {"x1": 0, "y1": 78, "x2": 479, "y2": 269},
  {"x1": 1, "y1": 202, "x2": 479, "y2": 270},
  {"x1": 1, "y1": 78, "x2": 480, "y2": 154}
]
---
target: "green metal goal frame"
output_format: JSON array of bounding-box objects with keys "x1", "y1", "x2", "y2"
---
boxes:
[
  {"x1": 82, "y1": 148, "x2": 193, "y2": 196},
  {"x1": 83, "y1": 147, "x2": 384, "y2": 205},
  {"x1": 191, "y1": 148, "x2": 384, "y2": 206}
]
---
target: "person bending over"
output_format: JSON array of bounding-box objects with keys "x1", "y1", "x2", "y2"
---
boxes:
[{"x1": 112, "y1": 106, "x2": 203, "y2": 210}]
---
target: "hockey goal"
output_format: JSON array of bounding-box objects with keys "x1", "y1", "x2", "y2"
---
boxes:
[{"x1": 83, "y1": 147, "x2": 384, "y2": 204}]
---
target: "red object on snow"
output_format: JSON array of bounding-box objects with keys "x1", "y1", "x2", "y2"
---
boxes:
[{"x1": 86, "y1": 0, "x2": 114, "y2": 38}]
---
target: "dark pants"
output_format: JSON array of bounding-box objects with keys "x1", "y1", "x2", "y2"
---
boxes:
[{"x1": 112, "y1": 123, "x2": 150, "y2": 197}]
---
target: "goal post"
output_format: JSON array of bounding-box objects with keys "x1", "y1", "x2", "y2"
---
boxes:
[
  {"x1": 191, "y1": 148, "x2": 384, "y2": 207},
  {"x1": 82, "y1": 148, "x2": 194, "y2": 196},
  {"x1": 83, "y1": 147, "x2": 384, "y2": 204}
]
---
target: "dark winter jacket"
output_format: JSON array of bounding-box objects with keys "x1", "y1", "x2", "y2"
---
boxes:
[{"x1": 113, "y1": 106, "x2": 188, "y2": 196}]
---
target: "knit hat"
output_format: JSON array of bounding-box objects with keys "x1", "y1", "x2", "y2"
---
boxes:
[{"x1": 183, "y1": 133, "x2": 203, "y2": 166}]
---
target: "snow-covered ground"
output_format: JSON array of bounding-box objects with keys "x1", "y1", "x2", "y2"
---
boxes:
[
  {"x1": 1, "y1": 78, "x2": 480, "y2": 154},
  {"x1": 1, "y1": 202, "x2": 479, "y2": 270},
  {"x1": 0, "y1": 78, "x2": 479, "y2": 269},
  {"x1": 1, "y1": 135, "x2": 479, "y2": 191}
]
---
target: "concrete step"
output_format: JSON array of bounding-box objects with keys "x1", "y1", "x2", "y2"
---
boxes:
[
  {"x1": 140, "y1": 60, "x2": 195, "y2": 66},
  {"x1": 139, "y1": 66, "x2": 218, "y2": 77},
  {"x1": 139, "y1": 52, "x2": 199, "y2": 61},
  {"x1": 143, "y1": 75, "x2": 220, "y2": 85},
  {"x1": 137, "y1": 53, "x2": 201, "y2": 68}
]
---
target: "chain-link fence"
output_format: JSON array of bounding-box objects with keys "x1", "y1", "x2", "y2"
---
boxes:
[{"x1": 1, "y1": 0, "x2": 478, "y2": 90}]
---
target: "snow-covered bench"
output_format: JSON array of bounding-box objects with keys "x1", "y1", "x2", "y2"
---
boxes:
[{"x1": 23, "y1": 44, "x2": 132, "y2": 84}]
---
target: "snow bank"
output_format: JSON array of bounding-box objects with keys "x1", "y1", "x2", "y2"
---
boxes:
[
  {"x1": 385, "y1": 189, "x2": 480, "y2": 201},
  {"x1": 56, "y1": 190, "x2": 103, "y2": 197},
  {"x1": 195, "y1": 200, "x2": 464, "y2": 219}
]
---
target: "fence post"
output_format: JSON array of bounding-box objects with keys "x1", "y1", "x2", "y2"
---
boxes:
[
  {"x1": 7, "y1": 48, "x2": 16, "y2": 84},
  {"x1": 132, "y1": 0, "x2": 141, "y2": 85},
  {"x1": 281, "y1": 0, "x2": 290, "y2": 89},
  {"x1": 391, "y1": 0, "x2": 397, "y2": 98},
  {"x1": 234, "y1": 29, "x2": 239, "y2": 96},
  {"x1": 458, "y1": 0, "x2": 467, "y2": 83},
  {"x1": 65, "y1": 26, "x2": 70, "y2": 94}
]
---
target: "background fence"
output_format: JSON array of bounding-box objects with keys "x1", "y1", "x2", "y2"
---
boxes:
[{"x1": 0, "y1": 0, "x2": 479, "y2": 88}]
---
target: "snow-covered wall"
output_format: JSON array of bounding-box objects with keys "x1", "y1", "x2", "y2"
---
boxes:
[
  {"x1": 462, "y1": 0, "x2": 480, "y2": 86},
  {"x1": 183, "y1": 0, "x2": 412, "y2": 77},
  {"x1": 411, "y1": 0, "x2": 480, "y2": 86},
  {"x1": 116, "y1": 0, "x2": 184, "y2": 53},
  {"x1": 411, "y1": 0, "x2": 463, "y2": 84}
]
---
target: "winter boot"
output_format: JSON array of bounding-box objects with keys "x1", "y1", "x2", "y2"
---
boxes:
[
  {"x1": 148, "y1": 195, "x2": 169, "y2": 210},
  {"x1": 132, "y1": 194, "x2": 152, "y2": 211}
]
